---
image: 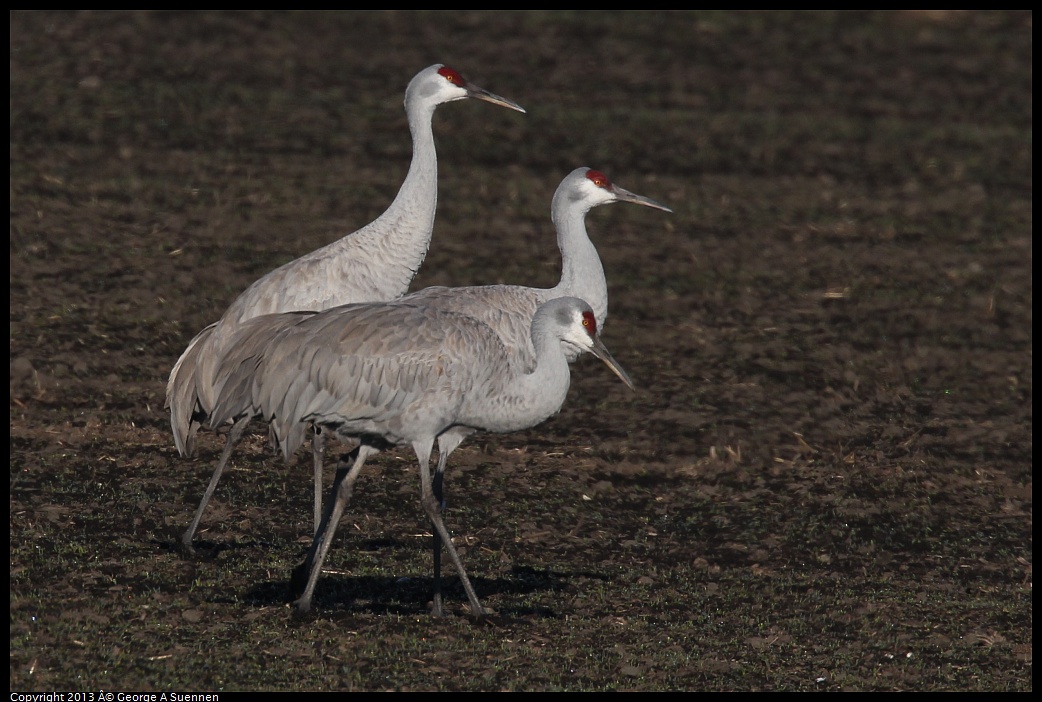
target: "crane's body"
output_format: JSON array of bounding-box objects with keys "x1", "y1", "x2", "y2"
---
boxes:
[
  {"x1": 180, "y1": 167, "x2": 668, "y2": 555},
  {"x1": 167, "y1": 64, "x2": 523, "y2": 550},
  {"x1": 383, "y1": 168, "x2": 668, "y2": 612},
  {"x1": 208, "y1": 296, "x2": 633, "y2": 616}
]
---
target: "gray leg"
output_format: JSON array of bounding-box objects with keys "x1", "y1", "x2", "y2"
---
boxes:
[
  {"x1": 181, "y1": 415, "x2": 251, "y2": 553},
  {"x1": 430, "y1": 429, "x2": 471, "y2": 615},
  {"x1": 293, "y1": 445, "x2": 375, "y2": 613},
  {"x1": 311, "y1": 425, "x2": 324, "y2": 536},
  {"x1": 417, "y1": 440, "x2": 484, "y2": 618},
  {"x1": 431, "y1": 456, "x2": 445, "y2": 616}
]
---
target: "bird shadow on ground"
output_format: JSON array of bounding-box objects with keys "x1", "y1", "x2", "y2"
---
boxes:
[
  {"x1": 153, "y1": 535, "x2": 276, "y2": 560},
  {"x1": 229, "y1": 563, "x2": 609, "y2": 620}
]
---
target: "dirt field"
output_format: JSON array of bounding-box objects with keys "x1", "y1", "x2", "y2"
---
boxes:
[{"x1": 10, "y1": 10, "x2": 1031, "y2": 691}]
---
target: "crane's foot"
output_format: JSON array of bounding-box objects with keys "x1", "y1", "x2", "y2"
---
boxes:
[
  {"x1": 179, "y1": 540, "x2": 197, "y2": 557},
  {"x1": 290, "y1": 596, "x2": 315, "y2": 618},
  {"x1": 429, "y1": 592, "x2": 489, "y2": 619},
  {"x1": 178, "y1": 533, "x2": 226, "y2": 560}
]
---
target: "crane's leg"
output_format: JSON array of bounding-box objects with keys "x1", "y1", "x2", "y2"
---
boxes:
[
  {"x1": 311, "y1": 425, "x2": 324, "y2": 536},
  {"x1": 430, "y1": 430, "x2": 470, "y2": 616},
  {"x1": 292, "y1": 444, "x2": 375, "y2": 613},
  {"x1": 181, "y1": 414, "x2": 251, "y2": 554},
  {"x1": 418, "y1": 439, "x2": 485, "y2": 619},
  {"x1": 431, "y1": 453, "x2": 446, "y2": 616},
  {"x1": 310, "y1": 428, "x2": 362, "y2": 537}
]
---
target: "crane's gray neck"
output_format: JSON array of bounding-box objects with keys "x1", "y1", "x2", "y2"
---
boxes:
[
  {"x1": 466, "y1": 312, "x2": 572, "y2": 433},
  {"x1": 550, "y1": 198, "x2": 607, "y2": 328},
  {"x1": 330, "y1": 99, "x2": 439, "y2": 298}
]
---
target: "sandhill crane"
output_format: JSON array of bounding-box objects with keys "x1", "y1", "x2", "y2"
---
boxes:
[
  {"x1": 167, "y1": 64, "x2": 524, "y2": 550},
  {"x1": 208, "y1": 296, "x2": 634, "y2": 616},
  {"x1": 403, "y1": 167, "x2": 672, "y2": 364},
  {"x1": 187, "y1": 166, "x2": 669, "y2": 557},
  {"x1": 398, "y1": 167, "x2": 669, "y2": 597}
]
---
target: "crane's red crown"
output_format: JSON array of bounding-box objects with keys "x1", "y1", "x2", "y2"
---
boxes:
[
  {"x1": 438, "y1": 67, "x2": 465, "y2": 86},
  {"x1": 581, "y1": 310, "x2": 598, "y2": 336},
  {"x1": 586, "y1": 170, "x2": 611, "y2": 190}
]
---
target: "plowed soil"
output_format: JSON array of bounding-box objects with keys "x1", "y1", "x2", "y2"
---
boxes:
[{"x1": 10, "y1": 10, "x2": 1031, "y2": 691}]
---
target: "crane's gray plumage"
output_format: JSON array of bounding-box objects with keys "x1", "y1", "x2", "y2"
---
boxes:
[
  {"x1": 402, "y1": 167, "x2": 672, "y2": 366},
  {"x1": 178, "y1": 310, "x2": 318, "y2": 550},
  {"x1": 208, "y1": 296, "x2": 633, "y2": 616},
  {"x1": 181, "y1": 166, "x2": 668, "y2": 557},
  {"x1": 169, "y1": 64, "x2": 524, "y2": 455},
  {"x1": 167, "y1": 64, "x2": 523, "y2": 550},
  {"x1": 386, "y1": 168, "x2": 668, "y2": 613}
]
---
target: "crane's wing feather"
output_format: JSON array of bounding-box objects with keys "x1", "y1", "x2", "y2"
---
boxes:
[
  {"x1": 166, "y1": 322, "x2": 218, "y2": 456},
  {"x1": 403, "y1": 285, "x2": 544, "y2": 371},
  {"x1": 208, "y1": 312, "x2": 315, "y2": 428},
  {"x1": 248, "y1": 302, "x2": 510, "y2": 458}
]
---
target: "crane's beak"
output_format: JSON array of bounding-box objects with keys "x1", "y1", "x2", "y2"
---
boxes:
[
  {"x1": 590, "y1": 336, "x2": 635, "y2": 390},
  {"x1": 612, "y1": 184, "x2": 673, "y2": 213},
  {"x1": 466, "y1": 84, "x2": 526, "y2": 114}
]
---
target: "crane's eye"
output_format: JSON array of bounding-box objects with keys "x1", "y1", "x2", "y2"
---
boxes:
[
  {"x1": 586, "y1": 170, "x2": 610, "y2": 189},
  {"x1": 438, "y1": 67, "x2": 464, "y2": 85},
  {"x1": 581, "y1": 310, "x2": 597, "y2": 334}
]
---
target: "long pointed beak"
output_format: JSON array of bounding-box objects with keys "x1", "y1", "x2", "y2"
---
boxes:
[
  {"x1": 590, "y1": 336, "x2": 635, "y2": 390},
  {"x1": 466, "y1": 84, "x2": 526, "y2": 114},
  {"x1": 612, "y1": 184, "x2": 673, "y2": 213}
]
